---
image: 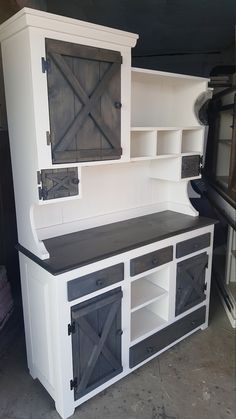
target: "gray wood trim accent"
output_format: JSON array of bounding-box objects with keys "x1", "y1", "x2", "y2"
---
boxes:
[
  {"x1": 67, "y1": 263, "x2": 124, "y2": 301},
  {"x1": 129, "y1": 306, "x2": 206, "y2": 368},
  {"x1": 181, "y1": 155, "x2": 201, "y2": 178},
  {"x1": 130, "y1": 246, "x2": 173, "y2": 276},
  {"x1": 176, "y1": 233, "x2": 211, "y2": 258},
  {"x1": 18, "y1": 211, "x2": 216, "y2": 275},
  {"x1": 53, "y1": 148, "x2": 122, "y2": 163},
  {"x1": 46, "y1": 38, "x2": 122, "y2": 64}
]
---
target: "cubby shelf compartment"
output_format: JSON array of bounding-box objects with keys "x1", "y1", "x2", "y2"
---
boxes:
[
  {"x1": 130, "y1": 126, "x2": 203, "y2": 161},
  {"x1": 131, "y1": 306, "x2": 168, "y2": 343},
  {"x1": 131, "y1": 278, "x2": 167, "y2": 312},
  {"x1": 181, "y1": 127, "x2": 204, "y2": 154}
]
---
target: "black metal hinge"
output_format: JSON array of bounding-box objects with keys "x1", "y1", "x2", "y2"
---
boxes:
[
  {"x1": 68, "y1": 322, "x2": 75, "y2": 336},
  {"x1": 70, "y1": 377, "x2": 78, "y2": 390},
  {"x1": 41, "y1": 57, "x2": 50, "y2": 73}
]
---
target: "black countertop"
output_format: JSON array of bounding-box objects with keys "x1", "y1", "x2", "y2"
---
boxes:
[{"x1": 18, "y1": 211, "x2": 216, "y2": 275}]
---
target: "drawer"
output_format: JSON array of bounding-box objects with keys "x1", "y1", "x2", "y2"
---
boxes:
[
  {"x1": 181, "y1": 155, "x2": 201, "y2": 178},
  {"x1": 176, "y1": 233, "x2": 211, "y2": 258},
  {"x1": 67, "y1": 263, "x2": 124, "y2": 301},
  {"x1": 130, "y1": 246, "x2": 173, "y2": 276},
  {"x1": 129, "y1": 306, "x2": 206, "y2": 368}
]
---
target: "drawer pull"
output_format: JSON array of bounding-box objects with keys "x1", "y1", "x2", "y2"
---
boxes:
[
  {"x1": 146, "y1": 346, "x2": 154, "y2": 354},
  {"x1": 191, "y1": 321, "x2": 196, "y2": 326},
  {"x1": 96, "y1": 279, "x2": 103, "y2": 287},
  {"x1": 117, "y1": 329, "x2": 123, "y2": 336},
  {"x1": 152, "y1": 257, "x2": 158, "y2": 265}
]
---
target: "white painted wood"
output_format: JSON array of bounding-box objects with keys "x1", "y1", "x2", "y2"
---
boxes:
[
  {"x1": 157, "y1": 130, "x2": 181, "y2": 155},
  {"x1": 181, "y1": 128, "x2": 204, "y2": 153},
  {"x1": 131, "y1": 68, "x2": 208, "y2": 127},
  {"x1": 131, "y1": 306, "x2": 168, "y2": 343},
  {"x1": 0, "y1": 8, "x2": 215, "y2": 419},
  {"x1": 150, "y1": 157, "x2": 181, "y2": 181},
  {"x1": 131, "y1": 279, "x2": 167, "y2": 311}
]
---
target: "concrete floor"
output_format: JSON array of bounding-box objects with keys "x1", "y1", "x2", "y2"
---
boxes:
[{"x1": 0, "y1": 289, "x2": 235, "y2": 419}]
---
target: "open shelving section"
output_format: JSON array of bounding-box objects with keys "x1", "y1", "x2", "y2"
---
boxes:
[
  {"x1": 130, "y1": 266, "x2": 170, "y2": 344},
  {"x1": 130, "y1": 67, "x2": 208, "y2": 180}
]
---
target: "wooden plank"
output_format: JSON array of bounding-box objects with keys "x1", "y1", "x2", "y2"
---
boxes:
[
  {"x1": 67, "y1": 263, "x2": 124, "y2": 301},
  {"x1": 46, "y1": 38, "x2": 122, "y2": 64},
  {"x1": 18, "y1": 211, "x2": 216, "y2": 275},
  {"x1": 52, "y1": 61, "x2": 120, "y2": 153},
  {"x1": 129, "y1": 306, "x2": 206, "y2": 368}
]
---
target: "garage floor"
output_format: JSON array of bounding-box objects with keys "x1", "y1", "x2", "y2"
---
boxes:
[{"x1": 0, "y1": 287, "x2": 235, "y2": 419}]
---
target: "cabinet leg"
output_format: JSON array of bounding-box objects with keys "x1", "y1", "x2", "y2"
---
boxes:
[
  {"x1": 201, "y1": 321, "x2": 208, "y2": 330},
  {"x1": 55, "y1": 402, "x2": 75, "y2": 419},
  {"x1": 29, "y1": 368, "x2": 37, "y2": 380}
]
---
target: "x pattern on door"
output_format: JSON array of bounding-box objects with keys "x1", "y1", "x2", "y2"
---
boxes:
[
  {"x1": 175, "y1": 253, "x2": 208, "y2": 316},
  {"x1": 45, "y1": 39, "x2": 122, "y2": 163},
  {"x1": 38, "y1": 168, "x2": 79, "y2": 200},
  {"x1": 71, "y1": 289, "x2": 123, "y2": 399}
]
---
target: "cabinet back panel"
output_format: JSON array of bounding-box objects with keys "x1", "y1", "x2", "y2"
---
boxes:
[{"x1": 34, "y1": 162, "x2": 168, "y2": 232}]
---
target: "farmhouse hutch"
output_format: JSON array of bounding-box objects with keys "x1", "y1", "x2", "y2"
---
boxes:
[{"x1": 0, "y1": 8, "x2": 215, "y2": 418}]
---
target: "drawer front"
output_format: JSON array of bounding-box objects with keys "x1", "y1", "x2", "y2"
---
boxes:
[
  {"x1": 176, "y1": 233, "x2": 211, "y2": 258},
  {"x1": 129, "y1": 306, "x2": 206, "y2": 368},
  {"x1": 181, "y1": 155, "x2": 200, "y2": 178},
  {"x1": 130, "y1": 246, "x2": 173, "y2": 276},
  {"x1": 67, "y1": 263, "x2": 124, "y2": 301}
]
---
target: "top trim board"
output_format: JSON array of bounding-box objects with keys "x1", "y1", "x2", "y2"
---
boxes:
[
  {"x1": 131, "y1": 126, "x2": 204, "y2": 131},
  {"x1": 132, "y1": 67, "x2": 209, "y2": 82},
  {"x1": 0, "y1": 7, "x2": 139, "y2": 47}
]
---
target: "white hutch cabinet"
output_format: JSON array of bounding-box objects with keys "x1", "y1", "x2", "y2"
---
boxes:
[{"x1": 0, "y1": 8, "x2": 216, "y2": 419}]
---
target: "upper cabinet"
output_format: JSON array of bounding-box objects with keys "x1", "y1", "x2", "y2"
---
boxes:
[{"x1": 45, "y1": 39, "x2": 123, "y2": 164}]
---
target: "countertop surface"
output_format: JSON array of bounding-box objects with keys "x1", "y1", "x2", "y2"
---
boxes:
[{"x1": 18, "y1": 211, "x2": 216, "y2": 275}]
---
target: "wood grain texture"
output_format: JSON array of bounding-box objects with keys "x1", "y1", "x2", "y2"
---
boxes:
[
  {"x1": 18, "y1": 211, "x2": 216, "y2": 275},
  {"x1": 71, "y1": 288, "x2": 122, "y2": 400},
  {"x1": 175, "y1": 252, "x2": 208, "y2": 316},
  {"x1": 129, "y1": 306, "x2": 206, "y2": 368},
  {"x1": 67, "y1": 263, "x2": 124, "y2": 301}
]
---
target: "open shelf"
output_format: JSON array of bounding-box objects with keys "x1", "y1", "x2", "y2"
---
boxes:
[
  {"x1": 131, "y1": 306, "x2": 168, "y2": 342},
  {"x1": 181, "y1": 128, "x2": 204, "y2": 154},
  {"x1": 131, "y1": 278, "x2": 167, "y2": 312},
  {"x1": 130, "y1": 267, "x2": 170, "y2": 343},
  {"x1": 131, "y1": 68, "x2": 208, "y2": 127}
]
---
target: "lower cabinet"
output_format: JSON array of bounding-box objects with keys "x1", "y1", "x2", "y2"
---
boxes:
[
  {"x1": 71, "y1": 288, "x2": 123, "y2": 400},
  {"x1": 175, "y1": 252, "x2": 208, "y2": 316},
  {"x1": 129, "y1": 306, "x2": 206, "y2": 368}
]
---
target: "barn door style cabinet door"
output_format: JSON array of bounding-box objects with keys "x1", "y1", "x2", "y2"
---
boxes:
[
  {"x1": 45, "y1": 39, "x2": 122, "y2": 163},
  {"x1": 0, "y1": 8, "x2": 216, "y2": 419},
  {"x1": 70, "y1": 288, "x2": 123, "y2": 399}
]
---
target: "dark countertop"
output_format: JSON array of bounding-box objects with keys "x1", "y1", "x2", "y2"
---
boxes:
[{"x1": 18, "y1": 211, "x2": 216, "y2": 275}]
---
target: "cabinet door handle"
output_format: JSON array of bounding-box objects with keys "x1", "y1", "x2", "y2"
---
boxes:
[
  {"x1": 152, "y1": 256, "x2": 158, "y2": 265},
  {"x1": 116, "y1": 329, "x2": 123, "y2": 336},
  {"x1": 146, "y1": 346, "x2": 154, "y2": 354},
  {"x1": 71, "y1": 177, "x2": 80, "y2": 185},
  {"x1": 96, "y1": 279, "x2": 104, "y2": 287},
  {"x1": 114, "y1": 101, "x2": 122, "y2": 109}
]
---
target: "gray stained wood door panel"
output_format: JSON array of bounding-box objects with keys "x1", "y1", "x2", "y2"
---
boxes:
[
  {"x1": 129, "y1": 306, "x2": 206, "y2": 368},
  {"x1": 175, "y1": 252, "x2": 208, "y2": 316},
  {"x1": 181, "y1": 155, "x2": 201, "y2": 178},
  {"x1": 38, "y1": 168, "x2": 79, "y2": 200},
  {"x1": 45, "y1": 38, "x2": 122, "y2": 163},
  {"x1": 71, "y1": 288, "x2": 123, "y2": 400}
]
